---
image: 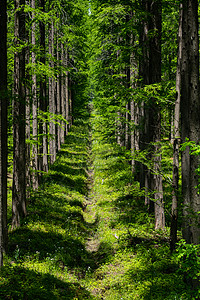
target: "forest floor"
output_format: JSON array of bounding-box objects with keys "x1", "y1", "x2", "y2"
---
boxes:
[{"x1": 0, "y1": 112, "x2": 196, "y2": 299}]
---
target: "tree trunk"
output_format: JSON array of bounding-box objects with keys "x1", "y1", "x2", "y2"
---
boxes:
[
  {"x1": 60, "y1": 43, "x2": 65, "y2": 144},
  {"x1": 0, "y1": 0, "x2": 8, "y2": 266},
  {"x1": 12, "y1": 0, "x2": 27, "y2": 229},
  {"x1": 181, "y1": 0, "x2": 200, "y2": 244},
  {"x1": 25, "y1": 2, "x2": 31, "y2": 198},
  {"x1": 49, "y1": 20, "x2": 56, "y2": 164},
  {"x1": 56, "y1": 34, "x2": 61, "y2": 152},
  {"x1": 65, "y1": 50, "x2": 69, "y2": 135},
  {"x1": 39, "y1": 0, "x2": 48, "y2": 174},
  {"x1": 140, "y1": 0, "x2": 165, "y2": 228},
  {"x1": 31, "y1": 0, "x2": 38, "y2": 189},
  {"x1": 149, "y1": 0, "x2": 165, "y2": 230},
  {"x1": 170, "y1": 3, "x2": 182, "y2": 252}
]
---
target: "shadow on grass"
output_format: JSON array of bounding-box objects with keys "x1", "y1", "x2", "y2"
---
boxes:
[
  {"x1": 3, "y1": 118, "x2": 99, "y2": 299},
  {"x1": 8, "y1": 227, "x2": 92, "y2": 269},
  {"x1": 0, "y1": 266, "x2": 93, "y2": 300}
]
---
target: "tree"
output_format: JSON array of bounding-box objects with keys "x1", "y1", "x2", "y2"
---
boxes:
[
  {"x1": 48, "y1": 15, "x2": 56, "y2": 165},
  {"x1": 140, "y1": 0, "x2": 165, "y2": 229},
  {"x1": 170, "y1": 3, "x2": 182, "y2": 252},
  {"x1": 12, "y1": 0, "x2": 27, "y2": 229},
  {"x1": 39, "y1": 0, "x2": 48, "y2": 174},
  {"x1": 181, "y1": 0, "x2": 200, "y2": 244},
  {"x1": 31, "y1": 0, "x2": 39, "y2": 189},
  {"x1": 0, "y1": 0, "x2": 8, "y2": 266}
]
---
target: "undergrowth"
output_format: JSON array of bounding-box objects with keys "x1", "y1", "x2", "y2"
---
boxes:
[{"x1": 0, "y1": 114, "x2": 198, "y2": 299}]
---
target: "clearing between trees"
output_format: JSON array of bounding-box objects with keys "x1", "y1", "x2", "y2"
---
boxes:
[{"x1": 0, "y1": 113, "x2": 197, "y2": 299}]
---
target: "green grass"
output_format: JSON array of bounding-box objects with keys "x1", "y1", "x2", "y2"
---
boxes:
[{"x1": 0, "y1": 115, "x2": 197, "y2": 299}]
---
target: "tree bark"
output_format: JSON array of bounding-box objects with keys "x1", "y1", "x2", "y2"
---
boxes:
[
  {"x1": 181, "y1": 0, "x2": 200, "y2": 244},
  {"x1": 0, "y1": 0, "x2": 8, "y2": 265},
  {"x1": 170, "y1": 3, "x2": 182, "y2": 252},
  {"x1": 49, "y1": 20, "x2": 56, "y2": 164},
  {"x1": 56, "y1": 34, "x2": 61, "y2": 152},
  {"x1": 31, "y1": 0, "x2": 38, "y2": 189},
  {"x1": 39, "y1": 0, "x2": 48, "y2": 174},
  {"x1": 60, "y1": 43, "x2": 65, "y2": 144},
  {"x1": 65, "y1": 50, "x2": 69, "y2": 135},
  {"x1": 12, "y1": 0, "x2": 27, "y2": 229}
]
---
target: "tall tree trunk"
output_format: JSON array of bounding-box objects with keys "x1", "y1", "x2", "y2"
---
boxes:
[
  {"x1": 181, "y1": 0, "x2": 200, "y2": 245},
  {"x1": 25, "y1": 2, "x2": 31, "y2": 198},
  {"x1": 170, "y1": 3, "x2": 182, "y2": 252},
  {"x1": 60, "y1": 43, "x2": 65, "y2": 144},
  {"x1": 68, "y1": 77, "x2": 73, "y2": 130},
  {"x1": 39, "y1": 0, "x2": 48, "y2": 174},
  {"x1": 12, "y1": 0, "x2": 27, "y2": 229},
  {"x1": 31, "y1": 0, "x2": 38, "y2": 189},
  {"x1": 139, "y1": 0, "x2": 150, "y2": 207},
  {"x1": 0, "y1": 0, "x2": 8, "y2": 266},
  {"x1": 140, "y1": 0, "x2": 165, "y2": 228},
  {"x1": 65, "y1": 50, "x2": 69, "y2": 136},
  {"x1": 149, "y1": 0, "x2": 165, "y2": 230},
  {"x1": 130, "y1": 30, "x2": 139, "y2": 174},
  {"x1": 49, "y1": 20, "x2": 56, "y2": 164},
  {"x1": 56, "y1": 34, "x2": 61, "y2": 152}
]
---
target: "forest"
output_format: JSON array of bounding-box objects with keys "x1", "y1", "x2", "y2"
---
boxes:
[{"x1": 0, "y1": 0, "x2": 200, "y2": 299}]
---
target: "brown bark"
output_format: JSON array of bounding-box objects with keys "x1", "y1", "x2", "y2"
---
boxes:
[
  {"x1": 60, "y1": 43, "x2": 65, "y2": 144},
  {"x1": 31, "y1": 0, "x2": 38, "y2": 189},
  {"x1": 12, "y1": 0, "x2": 27, "y2": 229},
  {"x1": 181, "y1": 0, "x2": 200, "y2": 244},
  {"x1": 140, "y1": 0, "x2": 165, "y2": 228},
  {"x1": 56, "y1": 35, "x2": 61, "y2": 152},
  {"x1": 170, "y1": 3, "x2": 182, "y2": 252},
  {"x1": 65, "y1": 50, "x2": 69, "y2": 135},
  {"x1": 49, "y1": 20, "x2": 56, "y2": 164},
  {"x1": 39, "y1": 0, "x2": 48, "y2": 174},
  {"x1": 0, "y1": 0, "x2": 8, "y2": 265},
  {"x1": 25, "y1": 3, "x2": 31, "y2": 198}
]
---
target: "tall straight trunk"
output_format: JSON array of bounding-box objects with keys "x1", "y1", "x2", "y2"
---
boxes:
[
  {"x1": 125, "y1": 103, "x2": 129, "y2": 149},
  {"x1": 170, "y1": 3, "x2": 182, "y2": 252},
  {"x1": 181, "y1": 0, "x2": 200, "y2": 244},
  {"x1": 12, "y1": 0, "x2": 27, "y2": 229},
  {"x1": 149, "y1": 0, "x2": 165, "y2": 230},
  {"x1": 49, "y1": 20, "x2": 56, "y2": 164},
  {"x1": 139, "y1": 0, "x2": 150, "y2": 206},
  {"x1": 68, "y1": 78, "x2": 73, "y2": 130},
  {"x1": 25, "y1": 3, "x2": 31, "y2": 198},
  {"x1": 140, "y1": 0, "x2": 165, "y2": 228},
  {"x1": 60, "y1": 43, "x2": 65, "y2": 144},
  {"x1": 65, "y1": 50, "x2": 69, "y2": 135},
  {"x1": 56, "y1": 35, "x2": 61, "y2": 152},
  {"x1": 130, "y1": 31, "x2": 139, "y2": 174},
  {"x1": 39, "y1": 0, "x2": 48, "y2": 173},
  {"x1": 31, "y1": 0, "x2": 38, "y2": 189},
  {"x1": 0, "y1": 0, "x2": 8, "y2": 266}
]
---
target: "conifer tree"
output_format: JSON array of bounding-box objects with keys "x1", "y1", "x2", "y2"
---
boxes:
[
  {"x1": 0, "y1": 0, "x2": 8, "y2": 266},
  {"x1": 181, "y1": 0, "x2": 200, "y2": 244},
  {"x1": 12, "y1": 0, "x2": 27, "y2": 228}
]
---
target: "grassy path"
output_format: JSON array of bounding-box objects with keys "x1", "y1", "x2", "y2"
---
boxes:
[{"x1": 0, "y1": 115, "x2": 192, "y2": 299}]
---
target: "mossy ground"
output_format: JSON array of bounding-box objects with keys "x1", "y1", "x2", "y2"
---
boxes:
[{"x1": 0, "y1": 115, "x2": 195, "y2": 299}]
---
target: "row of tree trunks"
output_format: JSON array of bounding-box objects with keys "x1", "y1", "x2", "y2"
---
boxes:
[
  {"x1": 11, "y1": 0, "x2": 73, "y2": 230},
  {"x1": 124, "y1": 0, "x2": 200, "y2": 247}
]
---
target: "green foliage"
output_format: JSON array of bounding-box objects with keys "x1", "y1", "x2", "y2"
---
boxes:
[{"x1": 176, "y1": 240, "x2": 200, "y2": 280}]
